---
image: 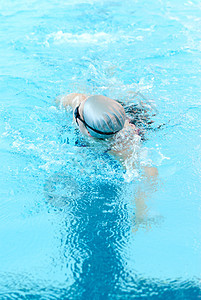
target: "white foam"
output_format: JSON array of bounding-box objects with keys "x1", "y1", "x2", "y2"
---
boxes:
[
  {"x1": 45, "y1": 31, "x2": 114, "y2": 45},
  {"x1": 44, "y1": 30, "x2": 146, "y2": 46}
]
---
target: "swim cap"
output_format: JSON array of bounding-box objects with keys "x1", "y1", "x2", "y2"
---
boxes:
[{"x1": 83, "y1": 95, "x2": 126, "y2": 139}]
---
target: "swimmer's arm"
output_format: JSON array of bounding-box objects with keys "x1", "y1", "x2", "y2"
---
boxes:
[
  {"x1": 143, "y1": 165, "x2": 158, "y2": 179},
  {"x1": 110, "y1": 144, "x2": 158, "y2": 229},
  {"x1": 56, "y1": 93, "x2": 87, "y2": 110},
  {"x1": 134, "y1": 166, "x2": 158, "y2": 230}
]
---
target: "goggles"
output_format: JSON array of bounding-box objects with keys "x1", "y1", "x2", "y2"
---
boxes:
[{"x1": 74, "y1": 105, "x2": 119, "y2": 136}]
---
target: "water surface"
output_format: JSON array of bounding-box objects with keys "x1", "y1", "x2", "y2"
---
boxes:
[{"x1": 0, "y1": 0, "x2": 201, "y2": 298}]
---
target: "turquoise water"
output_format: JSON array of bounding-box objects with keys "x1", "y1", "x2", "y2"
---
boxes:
[{"x1": 0, "y1": 0, "x2": 201, "y2": 298}]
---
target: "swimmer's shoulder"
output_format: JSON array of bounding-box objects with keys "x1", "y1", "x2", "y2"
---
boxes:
[
  {"x1": 122, "y1": 119, "x2": 139, "y2": 135},
  {"x1": 109, "y1": 119, "x2": 141, "y2": 155}
]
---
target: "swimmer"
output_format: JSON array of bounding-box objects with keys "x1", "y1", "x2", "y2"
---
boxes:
[
  {"x1": 56, "y1": 93, "x2": 158, "y2": 229},
  {"x1": 56, "y1": 93, "x2": 136, "y2": 158}
]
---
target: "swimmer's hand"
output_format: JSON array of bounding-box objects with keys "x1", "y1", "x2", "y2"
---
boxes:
[
  {"x1": 133, "y1": 166, "x2": 159, "y2": 232},
  {"x1": 56, "y1": 93, "x2": 87, "y2": 110},
  {"x1": 132, "y1": 214, "x2": 164, "y2": 233}
]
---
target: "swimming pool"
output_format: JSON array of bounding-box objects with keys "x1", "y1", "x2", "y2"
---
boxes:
[{"x1": 0, "y1": 0, "x2": 201, "y2": 298}]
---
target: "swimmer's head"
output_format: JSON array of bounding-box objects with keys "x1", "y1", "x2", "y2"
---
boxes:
[{"x1": 75, "y1": 95, "x2": 126, "y2": 139}]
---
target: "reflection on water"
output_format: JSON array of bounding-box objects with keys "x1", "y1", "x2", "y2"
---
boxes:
[
  {"x1": 44, "y1": 172, "x2": 82, "y2": 208},
  {"x1": 42, "y1": 170, "x2": 201, "y2": 299},
  {"x1": 44, "y1": 168, "x2": 129, "y2": 298},
  {"x1": 67, "y1": 180, "x2": 128, "y2": 298}
]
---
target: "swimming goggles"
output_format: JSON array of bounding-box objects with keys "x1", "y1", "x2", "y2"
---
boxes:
[{"x1": 74, "y1": 105, "x2": 119, "y2": 136}]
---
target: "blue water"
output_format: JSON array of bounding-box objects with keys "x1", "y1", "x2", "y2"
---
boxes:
[{"x1": 0, "y1": 0, "x2": 201, "y2": 299}]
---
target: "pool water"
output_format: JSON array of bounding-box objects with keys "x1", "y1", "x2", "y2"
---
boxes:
[{"x1": 0, "y1": 0, "x2": 201, "y2": 299}]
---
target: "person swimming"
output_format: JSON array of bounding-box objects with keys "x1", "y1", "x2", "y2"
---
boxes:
[
  {"x1": 57, "y1": 92, "x2": 158, "y2": 229},
  {"x1": 57, "y1": 93, "x2": 142, "y2": 162}
]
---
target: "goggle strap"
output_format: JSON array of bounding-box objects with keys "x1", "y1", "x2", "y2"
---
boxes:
[{"x1": 74, "y1": 105, "x2": 119, "y2": 136}]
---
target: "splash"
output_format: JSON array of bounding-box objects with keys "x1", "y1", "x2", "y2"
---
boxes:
[{"x1": 45, "y1": 31, "x2": 114, "y2": 46}]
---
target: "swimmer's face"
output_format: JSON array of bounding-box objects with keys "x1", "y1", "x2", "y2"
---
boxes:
[{"x1": 74, "y1": 100, "x2": 92, "y2": 137}]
